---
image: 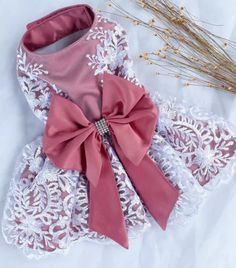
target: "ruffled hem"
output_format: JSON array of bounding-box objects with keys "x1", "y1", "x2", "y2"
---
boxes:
[
  {"x1": 2, "y1": 219, "x2": 151, "y2": 260},
  {"x1": 150, "y1": 92, "x2": 236, "y2": 228}
]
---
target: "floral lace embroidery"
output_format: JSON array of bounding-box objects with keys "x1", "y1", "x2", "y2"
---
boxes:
[
  {"x1": 17, "y1": 48, "x2": 68, "y2": 123},
  {"x1": 151, "y1": 93, "x2": 236, "y2": 186},
  {"x1": 148, "y1": 133, "x2": 205, "y2": 226},
  {"x1": 17, "y1": 48, "x2": 51, "y2": 123},
  {"x1": 2, "y1": 136, "x2": 150, "y2": 258},
  {"x1": 85, "y1": 17, "x2": 140, "y2": 85},
  {"x1": 17, "y1": 48, "x2": 49, "y2": 79}
]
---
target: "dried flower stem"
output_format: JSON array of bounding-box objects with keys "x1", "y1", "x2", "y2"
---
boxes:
[{"x1": 105, "y1": 0, "x2": 236, "y2": 93}]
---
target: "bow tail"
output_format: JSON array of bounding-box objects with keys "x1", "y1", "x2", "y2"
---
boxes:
[
  {"x1": 114, "y1": 145, "x2": 180, "y2": 230},
  {"x1": 88, "y1": 145, "x2": 129, "y2": 249}
]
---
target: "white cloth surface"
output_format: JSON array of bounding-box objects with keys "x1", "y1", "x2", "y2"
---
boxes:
[{"x1": 0, "y1": 0, "x2": 236, "y2": 267}]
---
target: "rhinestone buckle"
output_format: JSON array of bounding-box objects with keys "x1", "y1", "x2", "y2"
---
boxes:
[{"x1": 95, "y1": 118, "x2": 110, "y2": 136}]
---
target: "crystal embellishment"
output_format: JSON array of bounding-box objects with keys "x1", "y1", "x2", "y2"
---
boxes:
[{"x1": 95, "y1": 118, "x2": 110, "y2": 136}]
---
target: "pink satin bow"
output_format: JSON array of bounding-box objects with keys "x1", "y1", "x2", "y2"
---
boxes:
[{"x1": 43, "y1": 73, "x2": 179, "y2": 248}]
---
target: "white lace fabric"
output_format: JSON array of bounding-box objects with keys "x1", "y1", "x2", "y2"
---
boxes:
[{"x1": 2, "y1": 12, "x2": 236, "y2": 259}]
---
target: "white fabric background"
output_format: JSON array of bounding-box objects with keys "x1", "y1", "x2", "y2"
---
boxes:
[{"x1": 0, "y1": 0, "x2": 236, "y2": 267}]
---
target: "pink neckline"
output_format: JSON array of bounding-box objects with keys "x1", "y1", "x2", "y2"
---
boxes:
[{"x1": 20, "y1": 4, "x2": 97, "y2": 59}]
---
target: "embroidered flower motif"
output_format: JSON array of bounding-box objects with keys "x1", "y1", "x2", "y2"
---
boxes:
[
  {"x1": 85, "y1": 18, "x2": 140, "y2": 85},
  {"x1": 154, "y1": 95, "x2": 236, "y2": 185},
  {"x1": 193, "y1": 140, "x2": 235, "y2": 183},
  {"x1": 118, "y1": 59, "x2": 137, "y2": 84},
  {"x1": 2, "y1": 137, "x2": 150, "y2": 258},
  {"x1": 194, "y1": 145, "x2": 216, "y2": 169},
  {"x1": 86, "y1": 28, "x2": 127, "y2": 75},
  {"x1": 17, "y1": 49, "x2": 51, "y2": 123},
  {"x1": 159, "y1": 101, "x2": 177, "y2": 120},
  {"x1": 28, "y1": 157, "x2": 44, "y2": 174},
  {"x1": 86, "y1": 26, "x2": 107, "y2": 41},
  {"x1": 38, "y1": 93, "x2": 50, "y2": 108},
  {"x1": 17, "y1": 48, "x2": 48, "y2": 80},
  {"x1": 7, "y1": 215, "x2": 44, "y2": 249}
]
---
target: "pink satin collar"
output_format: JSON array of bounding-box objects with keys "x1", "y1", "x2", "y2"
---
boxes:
[
  {"x1": 43, "y1": 73, "x2": 179, "y2": 248},
  {"x1": 23, "y1": 4, "x2": 95, "y2": 52}
]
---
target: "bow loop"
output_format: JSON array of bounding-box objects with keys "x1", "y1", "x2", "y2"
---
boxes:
[
  {"x1": 43, "y1": 95, "x2": 104, "y2": 186},
  {"x1": 102, "y1": 73, "x2": 158, "y2": 164}
]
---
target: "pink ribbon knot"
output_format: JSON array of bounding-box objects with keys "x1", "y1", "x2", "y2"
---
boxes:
[{"x1": 43, "y1": 73, "x2": 179, "y2": 249}]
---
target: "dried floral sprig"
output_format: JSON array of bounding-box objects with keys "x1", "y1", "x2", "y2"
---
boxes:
[{"x1": 104, "y1": 0, "x2": 236, "y2": 93}]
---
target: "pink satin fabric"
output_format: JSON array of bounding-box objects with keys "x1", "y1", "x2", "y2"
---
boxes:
[
  {"x1": 23, "y1": 4, "x2": 94, "y2": 51},
  {"x1": 22, "y1": 4, "x2": 103, "y2": 122},
  {"x1": 43, "y1": 73, "x2": 179, "y2": 248}
]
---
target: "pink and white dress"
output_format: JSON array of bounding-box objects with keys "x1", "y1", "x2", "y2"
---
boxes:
[{"x1": 2, "y1": 4, "x2": 236, "y2": 259}]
